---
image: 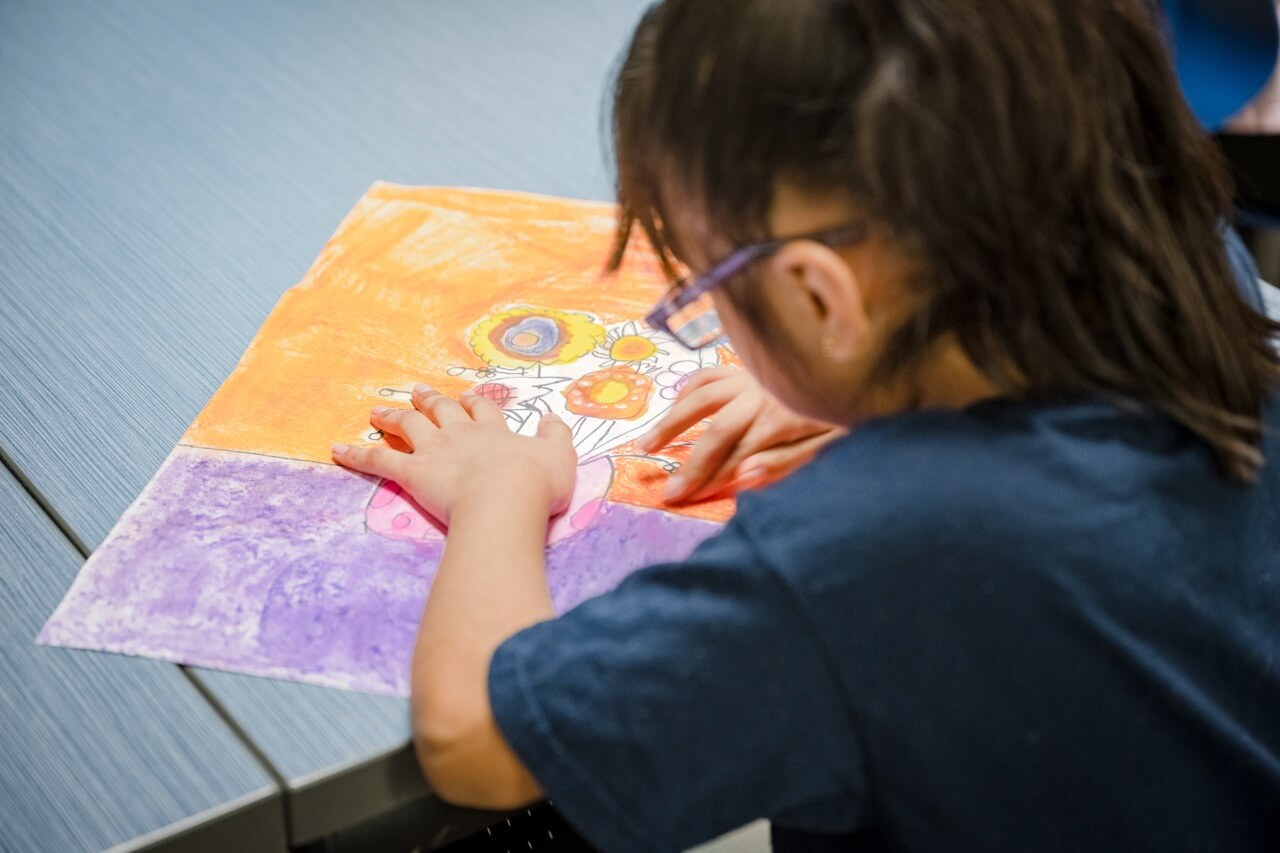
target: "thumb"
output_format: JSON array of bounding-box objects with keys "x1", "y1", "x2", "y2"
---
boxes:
[{"x1": 537, "y1": 412, "x2": 574, "y2": 446}]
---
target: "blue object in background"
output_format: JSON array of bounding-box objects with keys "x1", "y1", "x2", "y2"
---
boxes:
[{"x1": 1165, "y1": 0, "x2": 1279, "y2": 128}]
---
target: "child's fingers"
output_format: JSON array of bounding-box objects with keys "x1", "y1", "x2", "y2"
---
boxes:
[
  {"x1": 733, "y1": 430, "x2": 846, "y2": 489},
  {"x1": 536, "y1": 412, "x2": 574, "y2": 447},
  {"x1": 412, "y1": 387, "x2": 469, "y2": 426},
  {"x1": 331, "y1": 443, "x2": 407, "y2": 480},
  {"x1": 639, "y1": 378, "x2": 740, "y2": 452},
  {"x1": 370, "y1": 406, "x2": 434, "y2": 448},
  {"x1": 537, "y1": 414, "x2": 579, "y2": 467},
  {"x1": 675, "y1": 366, "x2": 739, "y2": 397},
  {"x1": 663, "y1": 395, "x2": 755, "y2": 502},
  {"x1": 459, "y1": 392, "x2": 506, "y2": 425},
  {"x1": 680, "y1": 417, "x2": 788, "y2": 499},
  {"x1": 680, "y1": 423, "x2": 846, "y2": 502},
  {"x1": 682, "y1": 436, "x2": 767, "y2": 502},
  {"x1": 674, "y1": 429, "x2": 825, "y2": 504}
]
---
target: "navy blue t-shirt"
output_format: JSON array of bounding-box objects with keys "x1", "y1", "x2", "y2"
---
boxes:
[{"x1": 489, "y1": 244, "x2": 1280, "y2": 851}]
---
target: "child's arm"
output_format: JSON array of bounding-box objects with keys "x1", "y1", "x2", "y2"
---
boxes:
[{"x1": 332, "y1": 388, "x2": 576, "y2": 808}]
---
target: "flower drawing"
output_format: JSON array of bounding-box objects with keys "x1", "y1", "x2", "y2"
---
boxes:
[
  {"x1": 367, "y1": 309, "x2": 725, "y2": 551},
  {"x1": 594, "y1": 321, "x2": 667, "y2": 367},
  {"x1": 468, "y1": 306, "x2": 605, "y2": 368},
  {"x1": 563, "y1": 367, "x2": 654, "y2": 420}
]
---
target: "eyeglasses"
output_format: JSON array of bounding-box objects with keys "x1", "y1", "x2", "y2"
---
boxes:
[{"x1": 644, "y1": 225, "x2": 868, "y2": 349}]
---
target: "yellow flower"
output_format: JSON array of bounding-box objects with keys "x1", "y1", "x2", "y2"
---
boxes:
[
  {"x1": 468, "y1": 306, "x2": 606, "y2": 368},
  {"x1": 611, "y1": 335, "x2": 658, "y2": 361},
  {"x1": 596, "y1": 321, "x2": 667, "y2": 365}
]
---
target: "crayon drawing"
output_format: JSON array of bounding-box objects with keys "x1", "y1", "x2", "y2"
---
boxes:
[{"x1": 39, "y1": 184, "x2": 734, "y2": 695}]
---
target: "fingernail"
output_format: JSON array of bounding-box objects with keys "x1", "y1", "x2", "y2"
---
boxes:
[
  {"x1": 371, "y1": 406, "x2": 389, "y2": 415},
  {"x1": 737, "y1": 467, "x2": 767, "y2": 489},
  {"x1": 413, "y1": 383, "x2": 432, "y2": 395},
  {"x1": 544, "y1": 412, "x2": 562, "y2": 422},
  {"x1": 663, "y1": 475, "x2": 686, "y2": 501},
  {"x1": 332, "y1": 443, "x2": 349, "y2": 455},
  {"x1": 638, "y1": 431, "x2": 656, "y2": 450}
]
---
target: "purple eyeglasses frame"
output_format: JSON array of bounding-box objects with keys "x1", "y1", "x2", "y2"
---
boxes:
[{"x1": 644, "y1": 225, "x2": 869, "y2": 349}]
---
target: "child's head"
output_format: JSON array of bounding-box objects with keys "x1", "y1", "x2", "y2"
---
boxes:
[{"x1": 609, "y1": 0, "x2": 1280, "y2": 482}]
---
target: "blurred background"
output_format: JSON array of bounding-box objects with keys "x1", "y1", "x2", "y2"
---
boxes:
[
  {"x1": 0, "y1": 2, "x2": 1277, "y2": 852},
  {"x1": 1168, "y1": 0, "x2": 1280, "y2": 278}
]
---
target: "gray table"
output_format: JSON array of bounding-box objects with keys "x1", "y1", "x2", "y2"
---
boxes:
[
  {"x1": 0, "y1": 467, "x2": 285, "y2": 852},
  {"x1": 0, "y1": 0, "x2": 649, "y2": 846}
]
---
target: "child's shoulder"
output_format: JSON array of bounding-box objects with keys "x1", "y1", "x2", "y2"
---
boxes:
[
  {"x1": 732, "y1": 394, "x2": 1253, "y2": 589},
  {"x1": 741, "y1": 395, "x2": 1172, "y2": 518}
]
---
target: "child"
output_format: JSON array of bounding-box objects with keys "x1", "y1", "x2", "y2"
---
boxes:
[{"x1": 332, "y1": 0, "x2": 1280, "y2": 848}]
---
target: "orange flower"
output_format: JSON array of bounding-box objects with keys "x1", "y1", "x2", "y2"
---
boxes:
[{"x1": 563, "y1": 367, "x2": 654, "y2": 420}]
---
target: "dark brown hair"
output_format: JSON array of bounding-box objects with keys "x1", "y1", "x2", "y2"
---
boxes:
[{"x1": 608, "y1": 0, "x2": 1280, "y2": 483}]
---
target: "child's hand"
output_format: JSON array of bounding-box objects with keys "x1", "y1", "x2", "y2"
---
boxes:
[
  {"x1": 331, "y1": 387, "x2": 578, "y2": 526},
  {"x1": 638, "y1": 367, "x2": 846, "y2": 503}
]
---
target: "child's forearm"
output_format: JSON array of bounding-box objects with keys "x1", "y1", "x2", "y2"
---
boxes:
[
  {"x1": 410, "y1": 473, "x2": 556, "y2": 801},
  {"x1": 336, "y1": 396, "x2": 571, "y2": 805},
  {"x1": 418, "y1": 475, "x2": 556, "y2": 680}
]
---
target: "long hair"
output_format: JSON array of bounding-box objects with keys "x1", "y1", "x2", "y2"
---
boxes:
[{"x1": 609, "y1": 0, "x2": 1280, "y2": 483}]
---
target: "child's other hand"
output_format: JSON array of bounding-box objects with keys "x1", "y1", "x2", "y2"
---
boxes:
[
  {"x1": 638, "y1": 367, "x2": 846, "y2": 503},
  {"x1": 331, "y1": 386, "x2": 578, "y2": 526}
]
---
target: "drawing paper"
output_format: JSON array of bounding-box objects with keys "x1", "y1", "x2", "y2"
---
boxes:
[{"x1": 40, "y1": 184, "x2": 732, "y2": 695}]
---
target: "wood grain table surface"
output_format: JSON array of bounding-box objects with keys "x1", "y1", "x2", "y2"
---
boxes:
[
  {"x1": 0, "y1": 0, "x2": 649, "y2": 846},
  {"x1": 0, "y1": 467, "x2": 286, "y2": 852}
]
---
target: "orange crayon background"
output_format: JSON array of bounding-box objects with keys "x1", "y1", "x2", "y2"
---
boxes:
[{"x1": 185, "y1": 183, "x2": 734, "y2": 522}]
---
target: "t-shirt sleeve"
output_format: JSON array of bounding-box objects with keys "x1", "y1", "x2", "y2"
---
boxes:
[
  {"x1": 487, "y1": 517, "x2": 867, "y2": 852},
  {"x1": 1224, "y1": 224, "x2": 1265, "y2": 311}
]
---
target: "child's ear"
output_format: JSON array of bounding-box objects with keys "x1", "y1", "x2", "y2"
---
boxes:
[{"x1": 769, "y1": 240, "x2": 868, "y2": 362}]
